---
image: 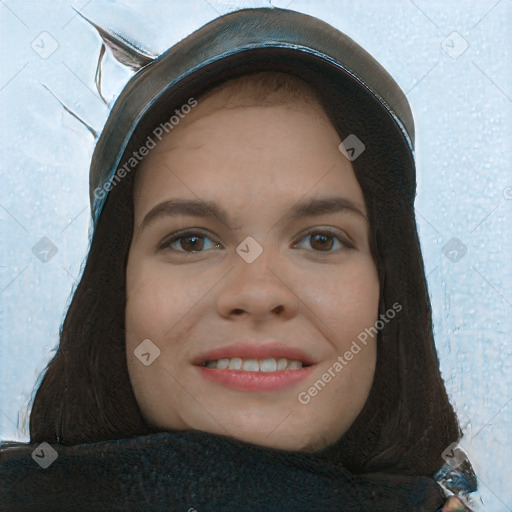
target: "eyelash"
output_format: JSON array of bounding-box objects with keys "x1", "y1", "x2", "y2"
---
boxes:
[{"x1": 158, "y1": 227, "x2": 355, "y2": 254}]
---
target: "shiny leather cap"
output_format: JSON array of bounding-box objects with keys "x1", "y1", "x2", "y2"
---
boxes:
[{"x1": 89, "y1": 7, "x2": 416, "y2": 225}]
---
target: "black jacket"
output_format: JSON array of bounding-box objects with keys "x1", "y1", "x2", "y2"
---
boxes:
[{"x1": 0, "y1": 430, "x2": 479, "y2": 511}]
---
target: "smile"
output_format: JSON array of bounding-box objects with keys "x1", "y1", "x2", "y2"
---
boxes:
[
  {"x1": 195, "y1": 358, "x2": 315, "y2": 392},
  {"x1": 201, "y1": 357, "x2": 311, "y2": 371}
]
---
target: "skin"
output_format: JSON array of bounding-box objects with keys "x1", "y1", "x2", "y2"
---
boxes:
[{"x1": 125, "y1": 87, "x2": 380, "y2": 452}]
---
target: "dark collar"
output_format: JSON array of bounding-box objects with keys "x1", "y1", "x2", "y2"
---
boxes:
[{"x1": 1, "y1": 430, "x2": 448, "y2": 511}]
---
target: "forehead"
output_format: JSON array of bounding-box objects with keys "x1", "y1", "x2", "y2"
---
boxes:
[{"x1": 132, "y1": 93, "x2": 365, "y2": 221}]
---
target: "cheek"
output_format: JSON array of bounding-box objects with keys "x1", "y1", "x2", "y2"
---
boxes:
[
  {"x1": 125, "y1": 255, "x2": 213, "y2": 349},
  {"x1": 125, "y1": 278, "x2": 164, "y2": 342},
  {"x1": 124, "y1": 258, "x2": 182, "y2": 410},
  {"x1": 125, "y1": 255, "x2": 176, "y2": 345},
  {"x1": 307, "y1": 257, "x2": 380, "y2": 341}
]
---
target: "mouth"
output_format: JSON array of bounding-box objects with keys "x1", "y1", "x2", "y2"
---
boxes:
[
  {"x1": 192, "y1": 348, "x2": 316, "y2": 391},
  {"x1": 198, "y1": 356, "x2": 312, "y2": 372}
]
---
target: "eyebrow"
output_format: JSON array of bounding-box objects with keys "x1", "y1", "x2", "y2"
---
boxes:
[{"x1": 139, "y1": 196, "x2": 367, "y2": 232}]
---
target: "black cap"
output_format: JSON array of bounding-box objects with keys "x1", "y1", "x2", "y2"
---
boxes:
[{"x1": 89, "y1": 7, "x2": 415, "y2": 226}]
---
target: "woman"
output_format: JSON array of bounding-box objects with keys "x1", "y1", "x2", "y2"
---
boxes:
[{"x1": 0, "y1": 7, "x2": 481, "y2": 511}]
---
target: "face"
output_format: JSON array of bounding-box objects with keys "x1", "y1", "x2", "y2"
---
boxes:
[{"x1": 125, "y1": 87, "x2": 380, "y2": 452}]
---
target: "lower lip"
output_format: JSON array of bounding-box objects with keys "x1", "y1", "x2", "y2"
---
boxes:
[{"x1": 195, "y1": 365, "x2": 315, "y2": 391}]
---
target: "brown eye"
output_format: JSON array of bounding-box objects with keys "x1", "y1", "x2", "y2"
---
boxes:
[
  {"x1": 310, "y1": 233, "x2": 335, "y2": 251},
  {"x1": 159, "y1": 230, "x2": 222, "y2": 253},
  {"x1": 292, "y1": 228, "x2": 354, "y2": 252}
]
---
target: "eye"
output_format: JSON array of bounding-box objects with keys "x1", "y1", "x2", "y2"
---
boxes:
[
  {"x1": 158, "y1": 227, "x2": 354, "y2": 254},
  {"x1": 158, "y1": 229, "x2": 222, "y2": 253},
  {"x1": 291, "y1": 228, "x2": 355, "y2": 252}
]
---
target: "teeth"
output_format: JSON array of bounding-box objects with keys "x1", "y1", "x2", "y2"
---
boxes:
[
  {"x1": 217, "y1": 358, "x2": 230, "y2": 369},
  {"x1": 242, "y1": 358, "x2": 259, "y2": 371},
  {"x1": 229, "y1": 357, "x2": 242, "y2": 370},
  {"x1": 203, "y1": 357, "x2": 306, "y2": 371},
  {"x1": 259, "y1": 358, "x2": 277, "y2": 372},
  {"x1": 277, "y1": 357, "x2": 287, "y2": 370}
]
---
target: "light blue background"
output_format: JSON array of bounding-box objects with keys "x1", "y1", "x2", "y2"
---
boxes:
[{"x1": 1, "y1": 1, "x2": 511, "y2": 509}]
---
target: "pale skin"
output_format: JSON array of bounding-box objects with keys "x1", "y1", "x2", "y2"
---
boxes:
[{"x1": 125, "y1": 87, "x2": 380, "y2": 452}]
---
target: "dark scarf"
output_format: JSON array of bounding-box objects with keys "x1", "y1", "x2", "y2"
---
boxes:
[{"x1": 0, "y1": 430, "x2": 449, "y2": 512}]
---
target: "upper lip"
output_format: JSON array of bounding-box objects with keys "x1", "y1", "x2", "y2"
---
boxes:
[{"x1": 192, "y1": 342, "x2": 317, "y2": 366}]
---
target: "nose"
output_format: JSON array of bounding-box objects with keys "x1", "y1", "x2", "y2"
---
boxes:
[{"x1": 217, "y1": 239, "x2": 299, "y2": 322}]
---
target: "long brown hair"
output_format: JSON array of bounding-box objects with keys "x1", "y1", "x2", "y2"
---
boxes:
[{"x1": 28, "y1": 70, "x2": 462, "y2": 477}]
